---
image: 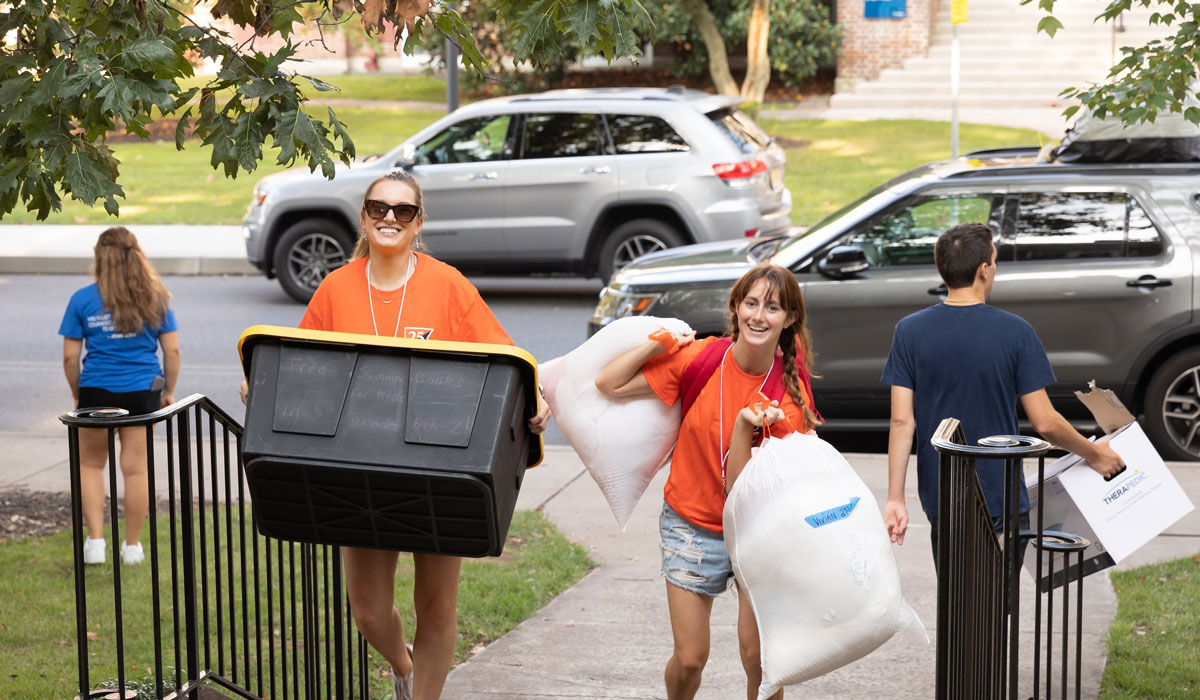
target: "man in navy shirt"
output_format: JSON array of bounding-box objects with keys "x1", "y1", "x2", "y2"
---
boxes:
[{"x1": 881, "y1": 222, "x2": 1123, "y2": 555}]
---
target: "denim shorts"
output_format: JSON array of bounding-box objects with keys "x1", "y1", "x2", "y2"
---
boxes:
[{"x1": 659, "y1": 501, "x2": 733, "y2": 597}]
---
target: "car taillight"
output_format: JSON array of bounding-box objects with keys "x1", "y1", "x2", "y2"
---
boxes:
[{"x1": 713, "y1": 160, "x2": 767, "y2": 180}]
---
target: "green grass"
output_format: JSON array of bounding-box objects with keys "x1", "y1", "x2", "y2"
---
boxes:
[
  {"x1": 0, "y1": 509, "x2": 594, "y2": 700},
  {"x1": 0, "y1": 109, "x2": 1041, "y2": 227},
  {"x1": 1098, "y1": 554, "x2": 1200, "y2": 699},
  {"x1": 174, "y1": 73, "x2": 450, "y2": 106},
  {"x1": 0, "y1": 108, "x2": 442, "y2": 225},
  {"x1": 757, "y1": 118, "x2": 1046, "y2": 226}
]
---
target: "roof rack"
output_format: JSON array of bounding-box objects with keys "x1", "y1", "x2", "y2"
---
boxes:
[
  {"x1": 944, "y1": 161, "x2": 1200, "y2": 179},
  {"x1": 962, "y1": 146, "x2": 1042, "y2": 159}
]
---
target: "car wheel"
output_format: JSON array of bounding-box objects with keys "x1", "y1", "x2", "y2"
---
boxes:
[
  {"x1": 273, "y1": 219, "x2": 354, "y2": 303},
  {"x1": 598, "y1": 219, "x2": 685, "y2": 283},
  {"x1": 1143, "y1": 346, "x2": 1200, "y2": 461}
]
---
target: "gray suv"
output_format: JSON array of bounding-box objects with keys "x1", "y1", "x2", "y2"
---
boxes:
[
  {"x1": 589, "y1": 147, "x2": 1200, "y2": 461},
  {"x1": 242, "y1": 87, "x2": 792, "y2": 302}
]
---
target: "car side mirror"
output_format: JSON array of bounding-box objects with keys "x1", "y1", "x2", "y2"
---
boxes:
[
  {"x1": 817, "y1": 245, "x2": 870, "y2": 279},
  {"x1": 396, "y1": 143, "x2": 417, "y2": 168}
]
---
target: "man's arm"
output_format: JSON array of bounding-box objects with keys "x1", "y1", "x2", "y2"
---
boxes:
[
  {"x1": 1020, "y1": 389, "x2": 1125, "y2": 478},
  {"x1": 884, "y1": 385, "x2": 915, "y2": 545}
]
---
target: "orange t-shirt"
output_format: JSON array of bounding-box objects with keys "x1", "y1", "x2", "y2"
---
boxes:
[
  {"x1": 299, "y1": 254, "x2": 513, "y2": 345},
  {"x1": 644, "y1": 336, "x2": 814, "y2": 533}
]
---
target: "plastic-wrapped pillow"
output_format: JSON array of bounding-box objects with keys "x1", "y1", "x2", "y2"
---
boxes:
[
  {"x1": 724, "y1": 432, "x2": 926, "y2": 698},
  {"x1": 539, "y1": 316, "x2": 693, "y2": 529}
]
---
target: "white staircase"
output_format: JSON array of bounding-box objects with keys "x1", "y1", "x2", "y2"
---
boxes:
[{"x1": 830, "y1": 0, "x2": 1172, "y2": 112}]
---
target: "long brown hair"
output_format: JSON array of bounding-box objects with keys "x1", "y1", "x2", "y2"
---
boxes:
[
  {"x1": 351, "y1": 171, "x2": 427, "y2": 261},
  {"x1": 91, "y1": 226, "x2": 170, "y2": 334},
  {"x1": 726, "y1": 263, "x2": 820, "y2": 429}
]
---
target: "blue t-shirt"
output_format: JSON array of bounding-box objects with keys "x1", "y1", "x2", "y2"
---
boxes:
[
  {"x1": 881, "y1": 303, "x2": 1054, "y2": 520},
  {"x1": 59, "y1": 283, "x2": 179, "y2": 393}
]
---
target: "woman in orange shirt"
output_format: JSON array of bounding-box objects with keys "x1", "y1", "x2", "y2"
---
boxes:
[
  {"x1": 595, "y1": 263, "x2": 819, "y2": 700},
  {"x1": 242, "y1": 171, "x2": 549, "y2": 700}
]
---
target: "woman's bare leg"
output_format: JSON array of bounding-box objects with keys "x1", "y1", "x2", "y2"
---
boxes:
[
  {"x1": 664, "y1": 582, "x2": 715, "y2": 700},
  {"x1": 116, "y1": 426, "x2": 149, "y2": 544},
  {"x1": 411, "y1": 553, "x2": 461, "y2": 700},
  {"x1": 342, "y1": 547, "x2": 412, "y2": 676},
  {"x1": 78, "y1": 428, "x2": 110, "y2": 540},
  {"x1": 737, "y1": 586, "x2": 781, "y2": 700}
]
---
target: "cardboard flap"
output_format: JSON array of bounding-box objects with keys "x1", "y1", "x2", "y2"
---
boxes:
[{"x1": 1074, "y1": 380, "x2": 1136, "y2": 435}]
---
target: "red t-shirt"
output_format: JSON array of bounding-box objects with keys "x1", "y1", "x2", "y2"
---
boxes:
[
  {"x1": 644, "y1": 337, "x2": 814, "y2": 532},
  {"x1": 299, "y1": 254, "x2": 512, "y2": 345}
]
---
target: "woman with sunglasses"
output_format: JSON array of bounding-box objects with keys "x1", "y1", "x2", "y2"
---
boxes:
[
  {"x1": 243, "y1": 171, "x2": 549, "y2": 700},
  {"x1": 595, "y1": 263, "x2": 820, "y2": 700}
]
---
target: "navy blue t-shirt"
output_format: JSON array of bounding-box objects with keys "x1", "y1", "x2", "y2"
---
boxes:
[
  {"x1": 59, "y1": 283, "x2": 178, "y2": 393},
  {"x1": 881, "y1": 303, "x2": 1054, "y2": 520}
]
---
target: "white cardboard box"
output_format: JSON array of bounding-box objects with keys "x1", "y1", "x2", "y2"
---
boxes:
[{"x1": 1023, "y1": 384, "x2": 1194, "y2": 590}]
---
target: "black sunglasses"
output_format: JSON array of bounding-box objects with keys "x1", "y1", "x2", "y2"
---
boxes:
[{"x1": 364, "y1": 199, "x2": 421, "y2": 222}]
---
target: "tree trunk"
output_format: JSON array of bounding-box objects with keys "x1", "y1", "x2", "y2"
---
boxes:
[
  {"x1": 741, "y1": 0, "x2": 771, "y2": 104},
  {"x1": 679, "y1": 0, "x2": 739, "y2": 96}
]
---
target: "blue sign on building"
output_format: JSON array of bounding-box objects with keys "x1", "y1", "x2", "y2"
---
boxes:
[{"x1": 865, "y1": 0, "x2": 907, "y2": 18}]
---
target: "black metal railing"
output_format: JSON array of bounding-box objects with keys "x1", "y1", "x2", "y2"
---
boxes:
[
  {"x1": 61, "y1": 394, "x2": 370, "y2": 700},
  {"x1": 932, "y1": 417, "x2": 1091, "y2": 700}
]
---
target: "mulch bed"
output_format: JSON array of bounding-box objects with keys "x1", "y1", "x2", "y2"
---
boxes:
[{"x1": 0, "y1": 489, "x2": 77, "y2": 541}]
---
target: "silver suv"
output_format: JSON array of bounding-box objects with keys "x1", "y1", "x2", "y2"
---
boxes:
[
  {"x1": 590, "y1": 147, "x2": 1200, "y2": 461},
  {"x1": 242, "y1": 87, "x2": 792, "y2": 302}
]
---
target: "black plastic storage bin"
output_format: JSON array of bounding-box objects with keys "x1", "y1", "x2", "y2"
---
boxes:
[{"x1": 238, "y1": 326, "x2": 543, "y2": 557}]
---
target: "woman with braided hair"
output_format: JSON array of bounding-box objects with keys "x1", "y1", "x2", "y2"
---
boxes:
[
  {"x1": 60, "y1": 226, "x2": 181, "y2": 567},
  {"x1": 595, "y1": 262, "x2": 819, "y2": 700}
]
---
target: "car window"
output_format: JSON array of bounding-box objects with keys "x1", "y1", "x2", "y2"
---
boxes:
[
  {"x1": 846, "y1": 194, "x2": 999, "y2": 267},
  {"x1": 708, "y1": 108, "x2": 772, "y2": 154},
  {"x1": 607, "y1": 114, "x2": 690, "y2": 154},
  {"x1": 1013, "y1": 192, "x2": 1164, "y2": 260},
  {"x1": 522, "y1": 113, "x2": 604, "y2": 159},
  {"x1": 414, "y1": 115, "x2": 511, "y2": 165}
]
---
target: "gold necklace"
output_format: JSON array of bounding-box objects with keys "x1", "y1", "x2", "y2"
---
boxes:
[{"x1": 944, "y1": 297, "x2": 983, "y2": 305}]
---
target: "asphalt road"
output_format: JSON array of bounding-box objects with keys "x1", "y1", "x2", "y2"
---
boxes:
[{"x1": 0, "y1": 273, "x2": 601, "y2": 447}]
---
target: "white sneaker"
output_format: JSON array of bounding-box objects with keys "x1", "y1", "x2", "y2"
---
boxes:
[
  {"x1": 121, "y1": 541, "x2": 145, "y2": 565},
  {"x1": 83, "y1": 538, "x2": 106, "y2": 565}
]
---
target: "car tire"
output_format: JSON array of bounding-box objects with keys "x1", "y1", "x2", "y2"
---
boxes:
[
  {"x1": 1143, "y1": 346, "x2": 1200, "y2": 461},
  {"x1": 598, "y1": 219, "x2": 685, "y2": 283},
  {"x1": 273, "y1": 219, "x2": 355, "y2": 303}
]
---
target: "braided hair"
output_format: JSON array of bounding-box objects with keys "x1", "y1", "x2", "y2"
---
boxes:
[{"x1": 726, "y1": 263, "x2": 820, "y2": 430}]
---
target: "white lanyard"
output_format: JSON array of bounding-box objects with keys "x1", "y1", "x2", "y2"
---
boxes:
[
  {"x1": 366, "y1": 256, "x2": 414, "y2": 338},
  {"x1": 717, "y1": 344, "x2": 773, "y2": 485}
]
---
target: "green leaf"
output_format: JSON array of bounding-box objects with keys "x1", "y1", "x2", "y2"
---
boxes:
[
  {"x1": 327, "y1": 107, "x2": 356, "y2": 162},
  {"x1": 1185, "y1": 106, "x2": 1200, "y2": 124},
  {"x1": 1037, "y1": 15, "x2": 1064, "y2": 37},
  {"x1": 0, "y1": 74, "x2": 33, "y2": 106},
  {"x1": 120, "y1": 37, "x2": 178, "y2": 70},
  {"x1": 231, "y1": 113, "x2": 265, "y2": 172},
  {"x1": 1062, "y1": 105, "x2": 1081, "y2": 120},
  {"x1": 175, "y1": 108, "x2": 192, "y2": 150}
]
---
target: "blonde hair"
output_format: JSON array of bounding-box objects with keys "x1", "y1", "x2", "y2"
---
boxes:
[
  {"x1": 726, "y1": 263, "x2": 820, "y2": 430},
  {"x1": 91, "y1": 226, "x2": 170, "y2": 334},
  {"x1": 351, "y1": 171, "x2": 427, "y2": 260}
]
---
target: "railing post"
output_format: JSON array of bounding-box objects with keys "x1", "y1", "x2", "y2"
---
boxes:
[{"x1": 177, "y1": 411, "x2": 202, "y2": 699}]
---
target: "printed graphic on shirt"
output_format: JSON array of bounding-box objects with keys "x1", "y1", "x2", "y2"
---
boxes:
[
  {"x1": 87, "y1": 311, "x2": 136, "y2": 339},
  {"x1": 405, "y1": 327, "x2": 434, "y2": 340}
]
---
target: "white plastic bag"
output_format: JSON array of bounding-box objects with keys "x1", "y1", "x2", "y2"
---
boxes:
[
  {"x1": 723, "y1": 432, "x2": 926, "y2": 698},
  {"x1": 540, "y1": 316, "x2": 694, "y2": 529}
]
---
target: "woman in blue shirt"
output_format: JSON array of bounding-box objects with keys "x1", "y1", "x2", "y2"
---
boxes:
[{"x1": 60, "y1": 226, "x2": 181, "y2": 566}]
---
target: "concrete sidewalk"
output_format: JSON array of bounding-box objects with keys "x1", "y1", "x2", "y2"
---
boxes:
[{"x1": 10, "y1": 436, "x2": 1195, "y2": 698}]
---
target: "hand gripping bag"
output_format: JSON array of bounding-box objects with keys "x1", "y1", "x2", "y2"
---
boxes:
[
  {"x1": 539, "y1": 316, "x2": 694, "y2": 529},
  {"x1": 723, "y1": 432, "x2": 926, "y2": 698}
]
